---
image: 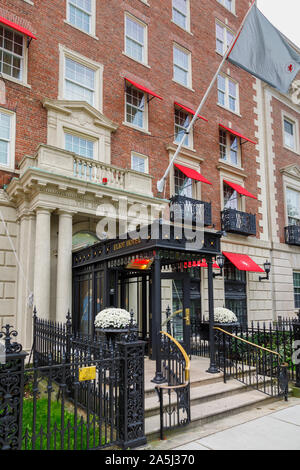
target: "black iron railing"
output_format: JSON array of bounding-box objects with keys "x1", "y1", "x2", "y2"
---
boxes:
[
  {"x1": 170, "y1": 194, "x2": 212, "y2": 226},
  {"x1": 156, "y1": 331, "x2": 190, "y2": 439},
  {"x1": 221, "y1": 208, "x2": 256, "y2": 236},
  {"x1": 0, "y1": 311, "x2": 146, "y2": 451},
  {"x1": 214, "y1": 327, "x2": 289, "y2": 400},
  {"x1": 285, "y1": 225, "x2": 300, "y2": 246}
]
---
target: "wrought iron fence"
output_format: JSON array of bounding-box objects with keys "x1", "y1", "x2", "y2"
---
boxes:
[
  {"x1": 155, "y1": 331, "x2": 190, "y2": 440},
  {"x1": 191, "y1": 317, "x2": 297, "y2": 381},
  {"x1": 214, "y1": 327, "x2": 289, "y2": 400},
  {"x1": 0, "y1": 311, "x2": 146, "y2": 451}
]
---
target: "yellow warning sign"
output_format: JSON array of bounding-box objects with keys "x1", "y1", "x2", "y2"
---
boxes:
[{"x1": 79, "y1": 366, "x2": 96, "y2": 382}]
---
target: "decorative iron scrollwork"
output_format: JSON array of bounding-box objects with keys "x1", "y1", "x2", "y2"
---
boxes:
[{"x1": 0, "y1": 325, "x2": 22, "y2": 355}]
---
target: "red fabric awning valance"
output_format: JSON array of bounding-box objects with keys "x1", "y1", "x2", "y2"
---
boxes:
[
  {"x1": 223, "y1": 252, "x2": 264, "y2": 273},
  {"x1": 219, "y1": 124, "x2": 256, "y2": 145},
  {"x1": 175, "y1": 101, "x2": 208, "y2": 122},
  {"x1": 174, "y1": 163, "x2": 212, "y2": 185},
  {"x1": 0, "y1": 16, "x2": 37, "y2": 39},
  {"x1": 223, "y1": 180, "x2": 257, "y2": 199},
  {"x1": 124, "y1": 77, "x2": 163, "y2": 100}
]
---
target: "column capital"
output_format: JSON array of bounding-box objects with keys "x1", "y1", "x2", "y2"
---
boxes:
[
  {"x1": 34, "y1": 205, "x2": 56, "y2": 215},
  {"x1": 56, "y1": 209, "x2": 77, "y2": 217}
]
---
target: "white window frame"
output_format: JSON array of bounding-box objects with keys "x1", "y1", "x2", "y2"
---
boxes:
[
  {"x1": 215, "y1": 20, "x2": 234, "y2": 56},
  {"x1": 282, "y1": 112, "x2": 299, "y2": 154},
  {"x1": 220, "y1": 175, "x2": 245, "y2": 212},
  {"x1": 0, "y1": 108, "x2": 16, "y2": 172},
  {"x1": 64, "y1": 129, "x2": 96, "y2": 159},
  {"x1": 174, "y1": 166, "x2": 194, "y2": 198},
  {"x1": 124, "y1": 83, "x2": 149, "y2": 132},
  {"x1": 174, "y1": 107, "x2": 194, "y2": 150},
  {"x1": 293, "y1": 271, "x2": 300, "y2": 309},
  {"x1": 217, "y1": 74, "x2": 239, "y2": 114},
  {"x1": 131, "y1": 151, "x2": 149, "y2": 173},
  {"x1": 217, "y1": 0, "x2": 235, "y2": 14},
  {"x1": 59, "y1": 45, "x2": 103, "y2": 112},
  {"x1": 219, "y1": 128, "x2": 241, "y2": 167},
  {"x1": 0, "y1": 24, "x2": 29, "y2": 88},
  {"x1": 172, "y1": 0, "x2": 191, "y2": 32},
  {"x1": 285, "y1": 187, "x2": 300, "y2": 226},
  {"x1": 124, "y1": 13, "x2": 148, "y2": 66},
  {"x1": 65, "y1": 0, "x2": 97, "y2": 37},
  {"x1": 173, "y1": 43, "x2": 192, "y2": 89}
]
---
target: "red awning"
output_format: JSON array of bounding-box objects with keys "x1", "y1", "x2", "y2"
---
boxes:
[
  {"x1": 223, "y1": 180, "x2": 257, "y2": 200},
  {"x1": 0, "y1": 16, "x2": 37, "y2": 39},
  {"x1": 219, "y1": 124, "x2": 256, "y2": 145},
  {"x1": 175, "y1": 102, "x2": 208, "y2": 122},
  {"x1": 124, "y1": 77, "x2": 163, "y2": 100},
  {"x1": 174, "y1": 163, "x2": 212, "y2": 185},
  {"x1": 223, "y1": 252, "x2": 264, "y2": 273},
  {"x1": 184, "y1": 260, "x2": 220, "y2": 269}
]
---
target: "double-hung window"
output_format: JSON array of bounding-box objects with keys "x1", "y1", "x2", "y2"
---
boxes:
[
  {"x1": 131, "y1": 152, "x2": 148, "y2": 173},
  {"x1": 174, "y1": 108, "x2": 191, "y2": 148},
  {"x1": 217, "y1": 0, "x2": 234, "y2": 13},
  {"x1": 286, "y1": 188, "x2": 300, "y2": 226},
  {"x1": 125, "y1": 84, "x2": 146, "y2": 130},
  {"x1": 0, "y1": 109, "x2": 15, "y2": 170},
  {"x1": 0, "y1": 25, "x2": 24, "y2": 81},
  {"x1": 65, "y1": 132, "x2": 94, "y2": 159},
  {"x1": 173, "y1": 44, "x2": 191, "y2": 88},
  {"x1": 284, "y1": 118, "x2": 295, "y2": 150},
  {"x1": 64, "y1": 57, "x2": 95, "y2": 105},
  {"x1": 218, "y1": 74, "x2": 239, "y2": 113},
  {"x1": 125, "y1": 14, "x2": 147, "y2": 64},
  {"x1": 67, "y1": 0, "x2": 93, "y2": 34},
  {"x1": 219, "y1": 129, "x2": 240, "y2": 166},
  {"x1": 216, "y1": 22, "x2": 234, "y2": 55},
  {"x1": 172, "y1": 0, "x2": 189, "y2": 30},
  {"x1": 294, "y1": 272, "x2": 300, "y2": 309},
  {"x1": 174, "y1": 167, "x2": 193, "y2": 198},
  {"x1": 223, "y1": 182, "x2": 238, "y2": 210}
]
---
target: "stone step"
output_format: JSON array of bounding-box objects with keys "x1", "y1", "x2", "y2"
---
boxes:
[
  {"x1": 145, "y1": 379, "x2": 254, "y2": 418},
  {"x1": 145, "y1": 387, "x2": 278, "y2": 440}
]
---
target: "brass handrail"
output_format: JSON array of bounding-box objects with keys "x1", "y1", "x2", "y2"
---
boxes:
[
  {"x1": 214, "y1": 326, "x2": 286, "y2": 363},
  {"x1": 159, "y1": 330, "x2": 190, "y2": 386}
]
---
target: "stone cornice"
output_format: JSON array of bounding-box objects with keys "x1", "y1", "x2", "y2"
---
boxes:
[
  {"x1": 280, "y1": 163, "x2": 300, "y2": 181},
  {"x1": 43, "y1": 98, "x2": 119, "y2": 132},
  {"x1": 166, "y1": 144, "x2": 204, "y2": 163},
  {"x1": 216, "y1": 162, "x2": 247, "y2": 179}
]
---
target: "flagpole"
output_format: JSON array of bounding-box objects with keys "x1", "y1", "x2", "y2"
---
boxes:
[{"x1": 157, "y1": 0, "x2": 256, "y2": 193}]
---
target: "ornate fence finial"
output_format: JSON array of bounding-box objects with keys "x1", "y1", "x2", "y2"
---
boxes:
[{"x1": 0, "y1": 325, "x2": 22, "y2": 354}]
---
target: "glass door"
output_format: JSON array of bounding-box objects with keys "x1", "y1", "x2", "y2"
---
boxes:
[{"x1": 161, "y1": 272, "x2": 191, "y2": 355}]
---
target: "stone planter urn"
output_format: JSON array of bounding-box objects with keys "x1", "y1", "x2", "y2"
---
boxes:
[{"x1": 94, "y1": 308, "x2": 137, "y2": 350}]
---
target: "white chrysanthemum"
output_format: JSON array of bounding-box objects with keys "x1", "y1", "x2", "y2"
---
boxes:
[
  {"x1": 214, "y1": 307, "x2": 238, "y2": 324},
  {"x1": 94, "y1": 308, "x2": 132, "y2": 329}
]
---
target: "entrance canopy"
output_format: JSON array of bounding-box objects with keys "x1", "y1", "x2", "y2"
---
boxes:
[{"x1": 73, "y1": 220, "x2": 222, "y2": 270}]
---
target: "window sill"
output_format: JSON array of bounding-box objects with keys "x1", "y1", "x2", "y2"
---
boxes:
[
  {"x1": 64, "y1": 20, "x2": 99, "y2": 40},
  {"x1": 139, "y1": 0, "x2": 150, "y2": 6},
  {"x1": 283, "y1": 144, "x2": 300, "y2": 156},
  {"x1": 217, "y1": 103, "x2": 241, "y2": 118},
  {"x1": 217, "y1": 160, "x2": 247, "y2": 178},
  {"x1": 172, "y1": 79, "x2": 194, "y2": 92},
  {"x1": 172, "y1": 141, "x2": 196, "y2": 153},
  {"x1": 22, "y1": 0, "x2": 34, "y2": 4},
  {"x1": 1, "y1": 74, "x2": 31, "y2": 89},
  {"x1": 122, "y1": 122, "x2": 151, "y2": 135},
  {"x1": 216, "y1": 2, "x2": 237, "y2": 17},
  {"x1": 171, "y1": 20, "x2": 193, "y2": 36},
  {"x1": 122, "y1": 52, "x2": 151, "y2": 69},
  {"x1": 0, "y1": 165, "x2": 16, "y2": 173}
]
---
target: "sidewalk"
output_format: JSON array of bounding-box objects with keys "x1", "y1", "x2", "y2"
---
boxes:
[{"x1": 143, "y1": 397, "x2": 300, "y2": 451}]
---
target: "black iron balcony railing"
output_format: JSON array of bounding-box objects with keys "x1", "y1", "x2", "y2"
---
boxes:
[
  {"x1": 221, "y1": 208, "x2": 256, "y2": 236},
  {"x1": 170, "y1": 194, "x2": 212, "y2": 226},
  {"x1": 285, "y1": 225, "x2": 300, "y2": 246}
]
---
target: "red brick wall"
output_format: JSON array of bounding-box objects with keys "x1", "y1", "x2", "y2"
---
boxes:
[
  {"x1": 271, "y1": 94, "x2": 300, "y2": 243},
  {"x1": 0, "y1": 0, "x2": 261, "y2": 234}
]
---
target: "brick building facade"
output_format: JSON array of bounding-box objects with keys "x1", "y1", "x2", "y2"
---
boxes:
[{"x1": 0, "y1": 0, "x2": 299, "y2": 350}]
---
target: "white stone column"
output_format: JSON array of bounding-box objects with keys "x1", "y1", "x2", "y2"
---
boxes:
[
  {"x1": 56, "y1": 211, "x2": 73, "y2": 322},
  {"x1": 34, "y1": 208, "x2": 52, "y2": 319}
]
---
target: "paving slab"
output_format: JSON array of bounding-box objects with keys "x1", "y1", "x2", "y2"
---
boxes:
[
  {"x1": 267, "y1": 405, "x2": 300, "y2": 427},
  {"x1": 197, "y1": 405, "x2": 300, "y2": 450},
  {"x1": 173, "y1": 442, "x2": 209, "y2": 451}
]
